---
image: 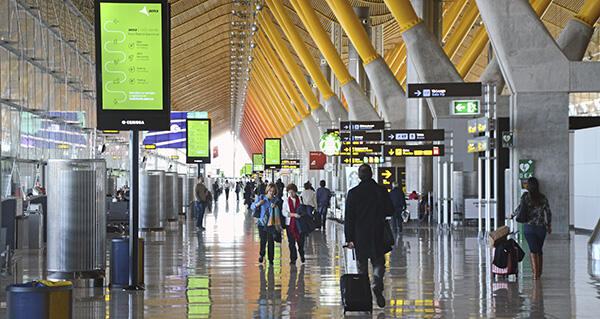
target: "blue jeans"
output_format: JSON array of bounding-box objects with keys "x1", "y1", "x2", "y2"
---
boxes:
[
  {"x1": 524, "y1": 224, "x2": 547, "y2": 254},
  {"x1": 195, "y1": 201, "x2": 206, "y2": 228}
]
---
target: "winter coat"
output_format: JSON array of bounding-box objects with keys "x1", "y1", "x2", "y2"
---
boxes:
[
  {"x1": 389, "y1": 187, "x2": 406, "y2": 213},
  {"x1": 344, "y1": 179, "x2": 394, "y2": 260},
  {"x1": 301, "y1": 189, "x2": 317, "y2": 209}
]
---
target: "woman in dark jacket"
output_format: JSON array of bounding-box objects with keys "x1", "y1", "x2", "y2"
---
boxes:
[
  {"x1": 251, "y1": 183, "x2": 280, "y2": 265},
  {"x1": 510, "y1": 177, "x2": 552, "y2": 279}
]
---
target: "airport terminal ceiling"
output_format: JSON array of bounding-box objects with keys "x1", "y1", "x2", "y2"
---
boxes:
[{"x1": 62, "y1": 0, "x2": 598, "y2": 138}]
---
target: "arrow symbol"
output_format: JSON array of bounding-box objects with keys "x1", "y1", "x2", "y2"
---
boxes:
[
  {"x1": 414, "y1": 90, "x2": 421, "y2": 96},
  {"x1": 382, "y1": 170, "x2": 392, "y2": 179},
  {"x1": 456, "y1": 103, "x2": 466, "y2": 111},
  {"x1": 388, "y1": 134, "x2": 395, "y2": 140},
  {"x1": 388, "y1": 149, "x2": 395, "y2": 156}
]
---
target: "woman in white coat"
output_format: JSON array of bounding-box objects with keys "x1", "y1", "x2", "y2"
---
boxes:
[{"x1": 282, "y1": 184, "x2": 306, "y2": 265}]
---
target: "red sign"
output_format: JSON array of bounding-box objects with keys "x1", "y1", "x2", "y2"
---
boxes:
[{"x1": 309, "y1": 151, "x2": 327, "y2": 170}]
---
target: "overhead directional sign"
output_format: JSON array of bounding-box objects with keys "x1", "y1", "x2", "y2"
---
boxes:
[
  {"x1": 340, "y1": 121, "x2": 385, "y2": 131},
  {"x1": 281, "y1": 159, "x2": 300, "y2": 169},
  {"x1": 467, "y1": 137, "x2": 489, "y2": 153},
  {"x1": 340, "y1": 131, "x2": 383, "y2": 143},
  {"x1": 452, "y1": 100, "x2": 480, "y2": 115},
  {"x1": 407, "y1": 82, "x2": 482, "y2": 98},
  {"x1": 384, "y1": 145, "x2": 445, "y2": 157},
  {"x1": 468, "y1": 117, "x2": 491, "y2": 134},
  {"x1": 378, "y1": 167, "x2": 397, "y2": 190},
  {"x1": 341, "y1": 155, "x2": 385, "y2": 165},
  {"x1": 325, "y1": 128, "x2": 340, "y2": 135},
  {"x1": 383, "y1": 129, "x2": 445, "y2": 142},
  {"x1": 339, "y1": 144, "x2": 383, "y2": 154}
]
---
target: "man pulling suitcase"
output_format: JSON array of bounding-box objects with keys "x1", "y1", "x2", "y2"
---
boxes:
[{"x1": 343, "y1": 164, "x2": 394, "y2": 309}]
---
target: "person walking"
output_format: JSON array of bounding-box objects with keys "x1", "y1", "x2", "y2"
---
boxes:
[
  {"x1": 316, "y1": 180, "x2": 332, "y2": 230},
  {"x1": 301, "y1": 182, "x2": 318, "y2": 229},
  {"x1": 344, "y1": 164, "x2": 394, "y2": 308},
  {"x1": 282, "y1": 184, "x2": 306, "y2": 265},
  {"x1": 510, "y1": 177, "x2": 552, "y2": 279},
  {"x1": 212, "y1": 180, "x2": 220, "y2": 202},
  {"x1": 389, "y1": 182, "x2": 407, "y2": 235},
  {"x1": 235, "y1": 181, "x2": 242, "y2": 201},
  {"x1": 225, "y1": 181, "x2": 230, "y2": 201},
  {"x1": 251, "y1": 183, "x2": 280, "y2": 265},
  {"x1": 194, "y1": 177, "x2": 210, "y2": 231}
]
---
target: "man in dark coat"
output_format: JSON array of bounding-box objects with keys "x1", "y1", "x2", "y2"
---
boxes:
[
  {"x1": 344, "y1": 164, "x2": 394, "y2": 309},
  {"x1": 389, "y1": 182, "x2": 406, "y2": 235}
]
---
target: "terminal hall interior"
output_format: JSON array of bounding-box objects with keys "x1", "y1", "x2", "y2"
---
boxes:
[{"x1": 1, "y1": 0, "x2": 600, "y2": 318}]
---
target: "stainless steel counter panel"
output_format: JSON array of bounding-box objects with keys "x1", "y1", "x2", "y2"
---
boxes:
[
  {"x1": 46, "y1": 159, "x2": 106, "y2": 277},
  {"x1": 140, "y1": 170, "x2": 164, "y2": 230},
  {"x1": 164, "y1": 172, "x2": 177, "y2": 221},
  {"x1": 176, "y1": 174, "x2": 184, "y2": 215}
]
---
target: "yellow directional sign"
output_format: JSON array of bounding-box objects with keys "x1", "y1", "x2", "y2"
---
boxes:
[
  {"x1": 378, "y1": 167, "x2": 397, "y2": 190},
  {"x1": 381, "y1": 169, "x2": 392, "y2": 179}
]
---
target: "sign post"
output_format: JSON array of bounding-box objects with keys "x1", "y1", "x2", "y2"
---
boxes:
[{"x1": 95, "y1": 0, "x2": 170, "y2": 290}]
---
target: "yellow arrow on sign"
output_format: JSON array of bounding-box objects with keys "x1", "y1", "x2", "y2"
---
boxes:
[
  {"x1": 388, "y1": 149, "x2": 395, "y2": 156},
  {"x1": 382, "y1": 170, "x2": 392, "y2": 179}
]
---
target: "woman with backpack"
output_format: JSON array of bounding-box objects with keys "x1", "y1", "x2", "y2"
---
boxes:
[
  {"x1": 282, "y1": 184, "x2": 307, "y2": 265},
  {"x1": 510, "y1": 177, "x2": 552, "y2": 279},
  {"x1": 251, "y1": 183, "x2": 280, "y2": 265}
]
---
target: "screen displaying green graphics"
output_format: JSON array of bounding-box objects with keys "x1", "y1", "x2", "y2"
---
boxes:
[
  {"x1": 95, "y1": 0, "x2": 170, "y2": 131},
  {"x1": 253, "y1": 154, "x2": 264, "y2": 172},
  {"x1": 244, "y1": 163, "x2": 253, "y2": 176},
  {"x1": 186, "y1": 119, "x2": 211, "y2": 164},
  {"x1": 264, "y1": 138, "x2": 281, "y2": 169}
]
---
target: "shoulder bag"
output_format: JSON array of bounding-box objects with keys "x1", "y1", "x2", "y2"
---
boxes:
[{"x1": 514, "y1": 198, "x2": 531, "y2": 223}]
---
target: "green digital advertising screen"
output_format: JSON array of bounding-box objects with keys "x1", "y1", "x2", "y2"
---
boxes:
[
  {"x1": 253, "y1": 154, "x2": 264, "y2": 172},
  {"x1": 186, "y1": 119, "x2": 211, "y2": 164},
  {"x1": 95, "y1": 0, "x2": 170, "y2": 130},
  {"x1": 244, "y1": 163, "x2": 252, "y2": 176},
  {"x1": 264, "y1": 138, "x2": 281, "y2": 169}
]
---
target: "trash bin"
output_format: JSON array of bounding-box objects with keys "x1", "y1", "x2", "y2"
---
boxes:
[
  {"x1": 110, "y1": 237, "x2": 144, "y2": 288},
  {"x1": 6, "y1": 280, "x2": 73, "y2": 319}
]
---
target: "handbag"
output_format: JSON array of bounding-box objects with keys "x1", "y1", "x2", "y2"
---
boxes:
[
  {"x1": 514, "y1": 200, "x2": 530, "y2": 223},
  {"x1": 383, "y1": 220, "x2": 394, "y2": 251},
  {"x1": 252, "y1": 195, "x2": 263, "y2": 218}
]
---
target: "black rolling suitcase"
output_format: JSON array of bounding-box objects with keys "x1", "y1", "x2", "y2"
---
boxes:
[{"x1": 340, "y1": 248, "x2": 372, "y2": 313}]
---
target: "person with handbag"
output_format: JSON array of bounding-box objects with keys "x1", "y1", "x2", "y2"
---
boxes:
[
  {"x1": 344, "y1": 164, "x2": 394, "y2": 308},
  {"x1": 509, "y1": 177, "x2": 552, "y2": 279},
  {"x1": 282, "y1": 183, "x2": 307, "y2": 265},
  {"x1": 251, "y1": 183, "x2": 280, "y2": 265}
]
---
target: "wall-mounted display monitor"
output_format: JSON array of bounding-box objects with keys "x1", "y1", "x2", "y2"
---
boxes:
[
  {"x1": 95, "y1": 0, "x2": 171, "y2": 130},
  {"x1": 186, "y1": 119, "x2": 211, "y2": 164},
  {"x1": 263, "y1": 138, "x2": 281, "y2": 169}
]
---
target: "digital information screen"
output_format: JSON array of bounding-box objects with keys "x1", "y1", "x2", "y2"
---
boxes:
[
  {"x1": 244, "y1": 163, "x2": 253, "y2": 176},
  {"x1": 95, "y1": 0, "x2": 170, "y2": 130},
  {"x1": 253, "y1": 153, "x2": 264, "y2": 172},
  {"x1": 186, "y1": 119, "x2": 211, "y2": 164},
  {"x1": 264, "y1": 138, "x2": 281, "y2": 169}
]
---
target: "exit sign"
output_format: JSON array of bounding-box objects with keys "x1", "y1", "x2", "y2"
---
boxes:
[{"x1": 451, "y1": 100, "x2": 480, "y2": 115}]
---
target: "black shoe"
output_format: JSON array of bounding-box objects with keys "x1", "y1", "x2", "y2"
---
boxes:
[
  {"x1": 258, "y1": 256, "x2": 264, "y2": 263},
  {"x1": 289, "y1": 260, "x2": 296, "y2": 265},
  {"x1": 300, "y1": 256, "x2": 305, "y2": 263},
  {"x1": 375, "y1": 290, "x2": 385, "y2": 308}
]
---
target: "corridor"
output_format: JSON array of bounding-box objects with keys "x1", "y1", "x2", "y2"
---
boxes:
[{"x1": 2, "y1": 196, "x2": 599, "y2": 318}]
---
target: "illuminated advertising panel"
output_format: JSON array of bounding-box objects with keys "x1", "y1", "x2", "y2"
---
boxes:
[{"x1": 186, "y1": 119, "x2": 211, "y2": 163}]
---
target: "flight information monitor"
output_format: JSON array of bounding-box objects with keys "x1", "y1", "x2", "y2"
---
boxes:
[
  {"x1": 95, "y1": 0, "x2": 171, "y2": 130},
  {"x1": 186, "y1": 119, "x2": 211, "y2": 164},
  {"x1": 253, "y1": 153, "x2": 264, "y2": 172},
  {"x1": 264, "y1": 138, "x2": 281, "y2": 169}
]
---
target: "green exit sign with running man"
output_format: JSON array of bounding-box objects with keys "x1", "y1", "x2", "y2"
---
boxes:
[{"x1": 451, "y1": 100, "x2": 480, "y2": 115}]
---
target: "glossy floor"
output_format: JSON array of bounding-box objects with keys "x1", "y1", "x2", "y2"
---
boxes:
[{"x1": 1, "y1": 196, "x2": 599, "y2": 318}]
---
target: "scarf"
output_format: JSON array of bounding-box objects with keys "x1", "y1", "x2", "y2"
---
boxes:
[{"x1": 288, "y1": 196, "x2": 301, "y2": 241}]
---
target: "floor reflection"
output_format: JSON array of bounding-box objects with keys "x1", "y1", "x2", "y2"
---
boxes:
[{"x1": 1, "y1": 195, "x2": 599, "y2": 318}]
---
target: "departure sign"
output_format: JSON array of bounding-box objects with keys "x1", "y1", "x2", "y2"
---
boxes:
[
  {"x1": 340, "y1": 121, "x2": 385, "y2": 131},
  {"x1": 384, "y1": 145, "x2": 445, "y2": 157},
  {"x1": 383, "y1": 129, "x2": 445, "y2": 142},
  {"x1": 339, "y1": 145, "x2": 383, "y2": 155},
  {"x1": 341, "y1": 155, "x2": 385, "y2": 165},
  {"x1": 407, "y1": 82, "x2": 482, "y2": 98},
  {"x1": 186, "y1": 119, "x2": 211, "y2": 164},
  {"x1": 264, "y1": 138, "x2": 281, "y2": 169},
  {"x1": 253, "y1": 153, "x2": 264, "y2": 172},
  {"x1": 378, "y1": 167, "x2": 397, "y2": 190},
  {"x1": 95, "y1": 0, "x2": 171, "y2": 130}
]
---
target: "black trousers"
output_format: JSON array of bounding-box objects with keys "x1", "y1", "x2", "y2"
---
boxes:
[
  {"x1": 286, "y1": 228, "x2": 306, "y2": 262},
  {"x1": 258, "y1": 226, "x2": 274, "y2": 262},
  {"x1": 357, "y1": 255, "x2": 386, "y2": 293}
]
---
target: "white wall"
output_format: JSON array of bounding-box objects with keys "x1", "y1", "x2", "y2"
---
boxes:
[{"x1": 573, "y1": 126, "x2": 600, "y2": 230}]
